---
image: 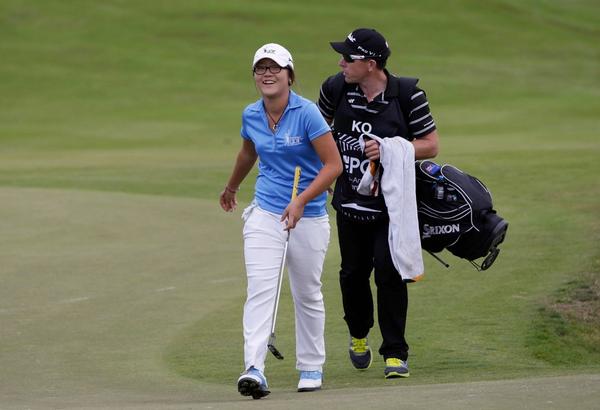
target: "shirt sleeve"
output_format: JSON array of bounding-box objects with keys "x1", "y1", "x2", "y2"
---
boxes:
[
  {"x1": 304, "y1": 102, "x2": 332, "y2": 141},
  {"x1": 317, "y1": 76, "x2": 337, "y2": 121},
  {"x1": 240, "y1": 108, "x2": 251, "y2": 140},
  {"x1": 407, "y1": 86, "x2": 437, "y2": 138}
]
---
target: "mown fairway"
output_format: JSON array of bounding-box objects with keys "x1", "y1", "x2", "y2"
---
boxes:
[{"x1": 1, "y1": 0, "x2": 599, "y2": 408}]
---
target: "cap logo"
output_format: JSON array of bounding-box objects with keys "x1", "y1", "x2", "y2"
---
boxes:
[
  {"x1": 356, "y1": 45, "x2": 379, "y2": 57},
  {"x1": 263, "y1": 48, "x2": 276, "y2": 54},
  {"x1": 347, "y1": 33, "x2": 356, "y2": 43}
]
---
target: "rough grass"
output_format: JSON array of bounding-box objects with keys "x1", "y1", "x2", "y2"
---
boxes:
[{"x1": 530, "y1": 266, "x2": 600, "y2": 365}]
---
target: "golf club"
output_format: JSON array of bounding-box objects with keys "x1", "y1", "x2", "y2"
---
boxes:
[{"x1": 267, "y1": 166, "x2": 301, "y2": 360}]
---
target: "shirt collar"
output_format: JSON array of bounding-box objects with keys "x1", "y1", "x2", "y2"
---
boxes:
[
  {"x1": 382, "y1": 69, "x2": 399, "y2": 98},
  {"x1": 351, "y1": 69, "x2": 395, "y2": 102}
]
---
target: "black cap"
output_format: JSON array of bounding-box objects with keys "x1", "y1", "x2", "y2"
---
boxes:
[{"x1": 330, "y1": 28, "x2": 391, "y2": 60}]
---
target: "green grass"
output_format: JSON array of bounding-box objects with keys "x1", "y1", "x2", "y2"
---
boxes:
[{"x1": 1, "y1": 0, "x2": 599, "y2": 404}]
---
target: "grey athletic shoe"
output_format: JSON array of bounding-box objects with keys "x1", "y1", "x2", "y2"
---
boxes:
[
  {"x1": 384, "y1": 358, "x2": 410, "y2": 379},
  {"x1": 349, "y1": 336, "x2": 373, "y2": 370},
  {"x1": 237, "y1": 366, "x2": 270, "y2": 399}
]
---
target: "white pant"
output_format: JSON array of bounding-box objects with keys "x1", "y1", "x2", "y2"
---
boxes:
[{"x1": 242, "y1": 204, "x2": 330, "y2": 373}]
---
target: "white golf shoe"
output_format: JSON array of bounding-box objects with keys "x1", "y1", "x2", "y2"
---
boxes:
[
  {"x1": 297, "y1": 370, "x2": 322, "y2": 392},
  {"x1": 237, "y1": 366, "x2": 270, "y2": 399}
]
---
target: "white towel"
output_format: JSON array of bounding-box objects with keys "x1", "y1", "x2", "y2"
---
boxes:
[{"x1": 360, "y1": 134, "x2": 424, "y2": 282}]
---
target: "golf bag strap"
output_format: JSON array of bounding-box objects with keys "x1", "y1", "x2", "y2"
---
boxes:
[{"x1": 393, "y1": 76, "x2": 419, "y2": 131}]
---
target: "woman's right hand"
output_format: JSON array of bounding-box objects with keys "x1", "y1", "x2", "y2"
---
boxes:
[{"x1": 219, "y1": 187, "x2": 238, "y2": 212}]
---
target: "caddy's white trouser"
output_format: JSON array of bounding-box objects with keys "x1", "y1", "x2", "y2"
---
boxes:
[{"x1": 242, "y1": 204, "x2": 329, "y2": 373}]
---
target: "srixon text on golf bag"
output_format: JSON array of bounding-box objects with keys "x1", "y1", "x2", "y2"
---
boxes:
[{"x1": 415, "y1": 160, "x2": 508, "y2": 271}]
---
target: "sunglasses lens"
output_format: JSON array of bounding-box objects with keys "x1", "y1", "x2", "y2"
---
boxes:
[{"x1": 343, "y1": 54, "x2": 354, "y2": 63}]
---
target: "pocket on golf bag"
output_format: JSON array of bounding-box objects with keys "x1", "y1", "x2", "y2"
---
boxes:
[{"x1": 447, "y1": 210, "x2": 508, "y2": 263}]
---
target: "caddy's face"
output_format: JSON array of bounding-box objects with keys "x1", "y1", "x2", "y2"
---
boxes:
[{"x1": 338, "y1": 56, "x2": 370, "y2": 84}]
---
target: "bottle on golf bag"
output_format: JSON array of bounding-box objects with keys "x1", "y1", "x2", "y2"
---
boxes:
[{"x1": 415, "y1": 160, "x2": 508, "y2": 270}]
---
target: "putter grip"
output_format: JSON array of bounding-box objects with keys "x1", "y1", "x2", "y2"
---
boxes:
[{"x1": 291, "y1": 166, "x2": 301, "y2": 200}]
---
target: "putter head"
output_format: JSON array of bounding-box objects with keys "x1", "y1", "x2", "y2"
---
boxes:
[{"x1": 267, "y1": 334, "x2": 284, "y2": 360}]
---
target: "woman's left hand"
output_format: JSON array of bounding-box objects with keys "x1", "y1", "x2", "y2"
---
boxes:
[{"x1": 281, "y1": 198, "x2": 305, "y2": 230}]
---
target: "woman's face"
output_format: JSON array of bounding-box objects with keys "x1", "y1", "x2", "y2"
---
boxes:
[{"x1": 253, "y1": 58, "x2": 290, "y2": 98}]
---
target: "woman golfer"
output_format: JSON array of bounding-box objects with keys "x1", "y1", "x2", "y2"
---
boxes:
[{"x1": 220, "y1": 43, "x2": 342, "y2": 399}]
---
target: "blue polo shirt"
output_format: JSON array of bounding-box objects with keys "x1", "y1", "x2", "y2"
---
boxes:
[{"x1": 241, "y1": 91, "x2": 331, "y2": 217}]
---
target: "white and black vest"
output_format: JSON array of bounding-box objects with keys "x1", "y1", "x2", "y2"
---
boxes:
[{"x1": 326, "y1": 72, "x2": 419, "y2": 222}]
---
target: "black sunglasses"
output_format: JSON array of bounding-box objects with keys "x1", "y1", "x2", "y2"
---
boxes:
[{"x1": 342, "y1": 54, "x2": 367, "y2": 63}]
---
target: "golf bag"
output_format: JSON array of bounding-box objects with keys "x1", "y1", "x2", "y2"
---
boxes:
[{"x1": 415, "y1": 160, "x2": 508, "y2": 270}]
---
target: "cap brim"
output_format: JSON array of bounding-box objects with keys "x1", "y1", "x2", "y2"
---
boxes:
[
  {"x1": 330, "y1": 41, "x2": 356, "y2": 55},
  {"x1": 253, "y1": 56, "x2": 294, "y2": 71}
]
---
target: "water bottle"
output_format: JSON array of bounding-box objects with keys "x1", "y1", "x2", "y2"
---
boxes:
[{"x1": 435, "y1": 176, "x2": 444, "y2": 200}]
